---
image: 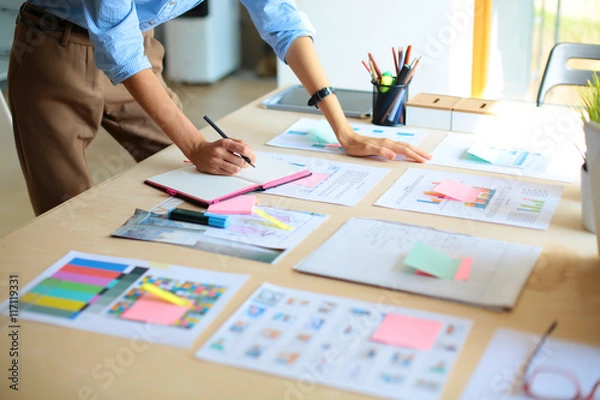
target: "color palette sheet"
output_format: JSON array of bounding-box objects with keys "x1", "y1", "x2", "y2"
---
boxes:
[{"x1": 0, "y1": 251, "x2": 248, "y2": 347}]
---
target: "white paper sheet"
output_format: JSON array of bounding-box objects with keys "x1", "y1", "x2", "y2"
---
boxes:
[
  {"x1": 375, "y1": 168, "x2": 563, "y2": 230},
  {"x1": 429, "y1": 133, "x2": 581, "y2": 182},
  {"x1": 112, "y1": 209, "x2": 285, "y2": 264},
  {"x1": 259, "y1": 151, "x2": 390, "y2": 206},
  {"x1": 196, "y1": 282, "x2": 472, "y2": 400},
  {"x1": 204, "y1": 206, "x2": 328, "y2": 250},
  {"x1": 294, "y1": 218, "x2": 540, "y2": 310},
  {"x1": 267, "y1": 118, "x2": 427, "y2": 154},
  {"x1": 0, "y1": 251, "x2": 248, "y2": 348},
  {"x1": 461, "y1": 328, "x2": 600, "y2": 400}
]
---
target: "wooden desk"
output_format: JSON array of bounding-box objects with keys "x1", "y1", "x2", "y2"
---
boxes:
[{"x1": 1, "y1": 93, "x2": 599, "y2": 400}]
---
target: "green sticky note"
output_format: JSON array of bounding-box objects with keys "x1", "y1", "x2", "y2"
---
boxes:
[
  {"x1": 308, "y1": 119, "x2": 338, "y2": 144},
  {"x1": 465, "y1": 143, "x2": 501, "y2": 163},
  {"x1": 404, "y1": 242, "x2": 461, "y2": 280}
]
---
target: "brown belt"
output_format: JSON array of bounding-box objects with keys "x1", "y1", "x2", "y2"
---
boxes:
[{"x1": 19, "y1": 2, "x2": 88, "y2": 35}]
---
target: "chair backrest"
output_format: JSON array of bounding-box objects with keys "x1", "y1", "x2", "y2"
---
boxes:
[{"x1": 536, "y1": 42, "x2": 600, "y2": 106}]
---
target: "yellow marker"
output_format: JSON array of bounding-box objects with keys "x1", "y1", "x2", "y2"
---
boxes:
[
  {"x1": 254, "y1": 208, "x2": 293, "y2": 230},
  {"x1": 140, "y1": 283, "x2": 192, "y2": 308}
]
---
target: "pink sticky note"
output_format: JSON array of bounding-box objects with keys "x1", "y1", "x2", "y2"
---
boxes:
[
  {"x1": 208, "y1": 195, "x2": 256, "y2": 214},
  {"x1": 120, "y1": 293, "x2": 188, "y2": 325},
  {"x1": 454, "y1": 257, "x2": 472, "y2": 281},
  {"x1": 416, "y1": 257, "x2": 472, "y2": 281},
  {"x1": 291, "y1": 172, "x2": 330, "y2": 188},
  {"x1": 433, "y1": 179, "x2": 483, "y2": 203},
  {"x1": 370, "y1": 313, "x2": 443, "y2": 350},
  {"x1": 415, "y1": 270, "x2": 436, "y2": 278}
]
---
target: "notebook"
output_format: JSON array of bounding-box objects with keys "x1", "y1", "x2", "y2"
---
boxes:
[{"x1": 145, "y1": 155, "x2": 311, "y2": 205}]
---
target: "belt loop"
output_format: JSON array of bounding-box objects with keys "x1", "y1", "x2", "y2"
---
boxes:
[{"x1": 60, "y1": 21, "x2": 72, "y2": 47}]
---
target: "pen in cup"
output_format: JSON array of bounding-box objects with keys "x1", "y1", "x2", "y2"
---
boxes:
[{"x1": 203, "y1": 115, "x2": 256, "y2": 168}]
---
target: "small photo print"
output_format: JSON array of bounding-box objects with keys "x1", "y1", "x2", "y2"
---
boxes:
[
  {"x1": 229, "y1": 320, "x2": 249, "y2": 333},
  {"x1": 209, "y1": 337, "x2": 226, "y2": 351},
  {"x1": 261, "y1": 328, "x2": 282, "y2": 340},
  {"x1": 275, "y1": 351, "x2": 300, "y2": 365},
  {"x1": 390, "y1": 351, "x2": 416, "y2": 368},
  {"x1": 379, "y1": 372, "x2": 406, "y2": 385},
  {"x1": 317, "y1": 301, "x2": 337, "y2": 314},
  {"x1": 247, "y1": 304, "x2": 267, "y2": 318},
  {"x1": 273, "y1": 312, "x2": 295, "y2": 323},
  {"x1": 245, "y1": 344, "x2": 264, "y2": 359},
  {"x1": 254, "y1": 289, "x2": 285, "y2": 306},
  {"x1": 285, "y1": 297, "x2": 310, "y2": 307},
  {"x1": 304, "y1": 316, "x2": 326, "y2": 330},
  {"x1": 294, "y1": 333, "x2": 312, "y2": 343}
]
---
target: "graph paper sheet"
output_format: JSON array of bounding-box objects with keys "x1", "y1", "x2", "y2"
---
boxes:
[{"x1": 294, "y1": 218, "x2": 541, "y2": 310}]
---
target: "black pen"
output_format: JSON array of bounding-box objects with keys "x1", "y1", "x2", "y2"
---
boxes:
[{"x1": 203, "y1": 115, "x2": 256, "y2": 168}]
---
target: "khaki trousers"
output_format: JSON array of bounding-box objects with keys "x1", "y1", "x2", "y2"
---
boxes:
[{"x1": 8, "y1": 5, "x2": 181, "y2": 215}]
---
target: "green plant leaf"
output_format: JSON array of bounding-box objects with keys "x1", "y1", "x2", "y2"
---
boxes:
[{"x1": 579, "y1": 72, "x2": 600, "y2": 124}]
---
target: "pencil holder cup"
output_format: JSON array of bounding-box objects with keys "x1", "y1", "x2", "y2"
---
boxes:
[
  {"x1": 371, "y1": 80, "x2": 410, "y2": 126},
  {"x1": 581, "y1": 165, "x2": 596, "y2": 233}
]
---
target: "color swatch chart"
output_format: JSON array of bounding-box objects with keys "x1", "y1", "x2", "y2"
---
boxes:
[
  {"x1": 196, "y1": 283, "x2": 472, "y2": 400},
  {"x1": 267, "y1": 117, "x2": 427, "y2": 154},
  {"x1": 4, "y1": 251, "x2": 248, "y2": 347},
  {"x1": 375, "y1": 168, "x2": 563, "y2": 230}
]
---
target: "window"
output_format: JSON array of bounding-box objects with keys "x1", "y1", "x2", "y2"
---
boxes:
[{"x1": 473, "y1": 0, "x2": 600, "y2": 104}]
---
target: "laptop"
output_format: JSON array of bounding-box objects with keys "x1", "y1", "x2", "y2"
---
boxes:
[{"x1": 261, "y1": 85, "x2": 372, "y2": 119}]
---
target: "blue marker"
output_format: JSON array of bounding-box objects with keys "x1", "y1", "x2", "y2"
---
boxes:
[{"x1": 167, "y1": 208, "x2": 230, "y2": 229}]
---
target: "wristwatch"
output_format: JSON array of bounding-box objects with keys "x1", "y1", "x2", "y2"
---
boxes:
[{"x1": 307, "y1": 86, "x2": 336, "y2": 109}]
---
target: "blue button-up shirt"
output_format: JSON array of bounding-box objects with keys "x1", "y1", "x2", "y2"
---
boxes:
[{"x1": 29, "y1": 0, "x2": 315, "y2": 84}]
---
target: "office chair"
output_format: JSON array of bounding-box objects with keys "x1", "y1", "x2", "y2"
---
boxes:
[{"x1": 536, "y1": 42, "x2": 600, "y2": 106}]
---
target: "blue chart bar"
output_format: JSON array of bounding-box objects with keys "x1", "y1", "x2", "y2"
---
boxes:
[
  {"x1": 396, "y1": 132, "x2": 415, "y2": 137},
  {"x1": 288, "y1": 130, "x2": 309, "y2": 136},
  {"x1": 417, "y1": 199, "x2": 441, "y2": 205},
  {"x1": 69, "y1": 258, "x2": 129, "y2": 272},
  {"x1": 516, "y1": 152, "x2": 529, "y2": 167}
]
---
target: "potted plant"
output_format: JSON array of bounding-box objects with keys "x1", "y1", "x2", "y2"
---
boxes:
[{"x1": 580, "y1": 72, "x2": 600, "y2": 252}]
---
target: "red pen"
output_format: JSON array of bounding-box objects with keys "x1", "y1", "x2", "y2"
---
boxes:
[
  {"x1": 368, "y1": 52, "x2": 382, "y2": 82},
  {"x1": 404, "y1": 45, "x2": 413, "y2": 66},
  {"x1": 361, "y1": 59, "x2": 371, "y2": 74}
]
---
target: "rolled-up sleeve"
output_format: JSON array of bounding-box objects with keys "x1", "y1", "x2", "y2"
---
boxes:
[
  {"x1": 82, "y1": 0, "x2": 151, "y2": 84},
  {"x1": 241, "y1": 0, "x2": 315, "y2": 64}
]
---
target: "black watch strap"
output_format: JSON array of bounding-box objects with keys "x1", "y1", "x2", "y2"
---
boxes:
[{"x1": 307, "y1": 86, "x2": 336, "y2": 109}]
